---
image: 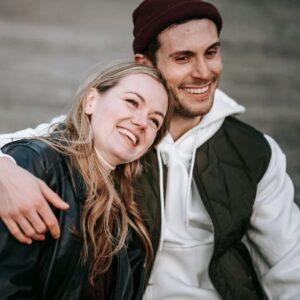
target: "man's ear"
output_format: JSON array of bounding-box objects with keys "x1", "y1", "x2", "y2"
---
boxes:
[
  {"x1": 134, "y1": 53, "x2": 153, "y2": 66},
  {"x1": 84, "y1": 88, "x2": 98, "y2": 115}
]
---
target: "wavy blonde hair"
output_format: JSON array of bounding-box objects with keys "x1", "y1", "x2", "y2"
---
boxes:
[{"x1": 45, "y1": 62, "x2": 173, "y2": 283}]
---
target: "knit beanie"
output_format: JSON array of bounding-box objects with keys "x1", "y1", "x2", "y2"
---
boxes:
[{"x1": 132, "y1": 0, "x2": 223, "y2": 54}]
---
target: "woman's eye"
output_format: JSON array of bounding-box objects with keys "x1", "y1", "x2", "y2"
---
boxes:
[
  {"x1": 150, "y1": 118, "x2": 159, "y2": 128},
  {"x1": 126, "y1": 99, "x2": 138, "y2": 107}
]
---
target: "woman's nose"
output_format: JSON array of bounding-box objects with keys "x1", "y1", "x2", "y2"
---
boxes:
[{"x1": 131, "y1": 113, "x2": 148, "y2": 130}]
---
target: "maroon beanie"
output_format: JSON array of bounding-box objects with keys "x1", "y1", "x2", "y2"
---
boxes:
[{"x1": 132, "y1": 0, "x2": 223, "y2": 54}]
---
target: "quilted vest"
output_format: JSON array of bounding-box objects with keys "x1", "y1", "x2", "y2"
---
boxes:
[{"x1": 134, "y1": 117, "x2": 271, "y2": 299}]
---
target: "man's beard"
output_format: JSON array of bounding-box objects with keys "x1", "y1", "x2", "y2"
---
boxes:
[
  {"x1": 173, "y1": 93, "x2": 214, "y2": 119},
  {"x1": 171, "y1": 77, "x2": 219, "y2": 119}
]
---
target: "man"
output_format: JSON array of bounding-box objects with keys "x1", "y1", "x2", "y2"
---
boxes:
[{"x1": 0, "y1": 0, "x2": 300, "y2": 299}]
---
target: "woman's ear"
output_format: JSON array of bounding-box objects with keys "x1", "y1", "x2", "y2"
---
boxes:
[{"x1": 84, "y1": 88, "x2": 98, "y2": 115}]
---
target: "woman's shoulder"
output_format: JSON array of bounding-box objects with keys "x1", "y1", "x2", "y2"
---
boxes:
[
  {"x1": 2, "y1": 139, "x2": 66, "y2": 180},
  {"x1": 3, "y1": 138, "x2": 61, "y2": 160}
]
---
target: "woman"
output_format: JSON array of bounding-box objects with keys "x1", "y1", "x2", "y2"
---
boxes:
[{"x1": 0, "y1": 62, "x2": 172, "y2": 300}]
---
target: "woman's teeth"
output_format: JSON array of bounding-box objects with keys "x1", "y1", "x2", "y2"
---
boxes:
[{"x1": 117, "y1": 128, "x2": 137, "y2": 144}]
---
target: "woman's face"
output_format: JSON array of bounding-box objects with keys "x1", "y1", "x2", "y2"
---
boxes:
[{"x1": 84, "y1": 73, "x2": 168, "y2": 166}]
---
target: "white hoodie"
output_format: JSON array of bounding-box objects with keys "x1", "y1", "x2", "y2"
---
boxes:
[{"x1": 143, "y1": 90, "x2": 300, "y2": 300}]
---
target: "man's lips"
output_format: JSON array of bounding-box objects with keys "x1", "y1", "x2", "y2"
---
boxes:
[
  {"x1": 182, "y1": 85, "x2": 209, "y2": 95},
  {"x1": 117, "y1": 127, "x2": 138, "y2": 145},
  {"x1": 180, "y1": 78, "x2": 217, "y2": 96}
]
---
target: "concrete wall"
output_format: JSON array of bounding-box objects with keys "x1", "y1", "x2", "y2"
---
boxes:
[{"x1": 0, "y1": 0, "x2": 299, "y2": 197}]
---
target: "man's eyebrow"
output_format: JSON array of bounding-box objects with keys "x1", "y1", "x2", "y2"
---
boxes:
[
  {"x1": 169, "y1": 50, "x2": 194, "y2": 58},
  {"x1": 208, "y1": 41, "x2": 221, "y2": 50},
  {"x1": 169, "y1": 41, "x2": 221, "y2": 58},
  {"x1": 125, "y1": 91, "x2": 165, "y2": 118}
]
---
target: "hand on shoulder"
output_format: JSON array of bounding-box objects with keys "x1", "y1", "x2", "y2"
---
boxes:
[{"x1": 0, "y1": 156, "x2": 69, "y2": 244}]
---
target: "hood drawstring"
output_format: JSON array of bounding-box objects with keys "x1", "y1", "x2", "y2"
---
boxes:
[
  {"x1": 156, "y1": 147, "x2": 165, "y2": 251},
  {"x1": 184, "y1": 128, "x2": 201, "y2": 226}
]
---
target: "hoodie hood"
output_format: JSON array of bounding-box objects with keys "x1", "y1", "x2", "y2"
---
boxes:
[
  {"x1": 179, "y1": 88, "x2": 245, "y2": 137},
  {"x1": 155, "y1": 89, "x2": 245, "y2": 250}
]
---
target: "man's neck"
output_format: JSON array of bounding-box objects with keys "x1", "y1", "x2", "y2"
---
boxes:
[{"x1": 169, "y1": 115, "x2": 202, "y2": 141}]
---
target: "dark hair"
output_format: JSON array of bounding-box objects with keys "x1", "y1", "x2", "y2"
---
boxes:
[{"x1": 144, "y1": 36, "x2": 161, "y2": 67}]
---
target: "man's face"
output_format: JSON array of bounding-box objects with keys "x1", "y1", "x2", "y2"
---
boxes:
[{"x1": 155, "y1": 18, "x2": 223, "y2": 119}]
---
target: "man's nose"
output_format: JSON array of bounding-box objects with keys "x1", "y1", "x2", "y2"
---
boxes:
[{"x1": 191, "y1": 58, "x2": 210, "y2": 79}]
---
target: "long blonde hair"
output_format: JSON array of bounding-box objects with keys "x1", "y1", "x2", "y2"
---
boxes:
[{"x1": 45, "y1": 62, "x2": 173, "y2": 283}]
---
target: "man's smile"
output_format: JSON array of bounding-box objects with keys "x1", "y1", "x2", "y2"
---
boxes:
[{"x1": 182, "y1": 85, "x2": 209, "y2": 95}]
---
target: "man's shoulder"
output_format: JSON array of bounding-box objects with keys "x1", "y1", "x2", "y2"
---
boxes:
[
  {"x1": 223, "y1": 116, "x2": 266, "y2": 142},
  {"x1": 199, "y1": 117, "x2": 271, "y2": 183},
  {"x1": 221, "y1": 117, "x2": 272, "y2": 175}
]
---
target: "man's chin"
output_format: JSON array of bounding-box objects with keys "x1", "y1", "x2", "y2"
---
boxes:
[{"x1": 174, "y1": 98, "x2": 214, "y2": 118}]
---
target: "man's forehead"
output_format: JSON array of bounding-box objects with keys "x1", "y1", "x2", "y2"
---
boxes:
[{"x1": 158, "y1": 19, "x2": 219, "y2": 43}]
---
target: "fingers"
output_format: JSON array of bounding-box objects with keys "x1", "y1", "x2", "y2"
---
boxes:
[
  {"x1": 2, "y1": 216, "x2": 46, "y2": 244},
  {"x1": 31, "y1": 233, "x2": 47, "y2": 240},
  {"x1": 39, "y1": 179, "x2": 69, "y2": 210},
  {"x1": 0, "y1": 161, "x2": 68, "y2": 242},
  {"x1": 14, "y1": 214, "x2": 46, "y2": 240},
  {"x1": 36, "y1": 196, "x2": 61, "y2": 239},
  {"x1": 24, "y1": 211, "x2": 47, "y2": 236},
  {"x1": 38, "y1": 180, "x2": 70, "y2": 239},
  {"x1": 2, "y1": 217, "x2": 32, "y2": 244}
]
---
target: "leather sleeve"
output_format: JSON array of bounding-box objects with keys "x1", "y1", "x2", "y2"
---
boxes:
[
  {"x1": 0, "y1": 221, "x2": 44, "y2": 300},
  {"x1": 0, "y1": 140, "x2": 51, "y2": 300}
]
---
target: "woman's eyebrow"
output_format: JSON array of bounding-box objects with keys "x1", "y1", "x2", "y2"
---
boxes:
[{"x1": 125, "y1": 91, "x2": 145, "y2": 102}]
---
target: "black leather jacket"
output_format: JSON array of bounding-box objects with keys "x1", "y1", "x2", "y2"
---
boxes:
[{"x1": 0, "y1": 139, "x2": 145, "y2": 300}]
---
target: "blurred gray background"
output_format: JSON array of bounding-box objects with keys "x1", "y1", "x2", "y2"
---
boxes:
[{"x1": 0, "y1": 0, "x2": 299, "y2": 198}]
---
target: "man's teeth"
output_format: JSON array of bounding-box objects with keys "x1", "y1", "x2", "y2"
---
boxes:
[
  {"x1": 118, "y1": 128, "x2": 137, "y2": 144},
  {"x1": 183, "y1": 86, "x2": 209, "y2": 94}
]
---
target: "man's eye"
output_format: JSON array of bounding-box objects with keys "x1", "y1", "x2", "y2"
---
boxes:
[
  {"x1": 126, "y1": 99, "x2": 138, "y2": 107},
  {"x1": 206, "y1": 49, "x2": 217, "y2": 58},
  {"x1": 175, "y1": 56, "x2": 189, "y2": 62}
]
